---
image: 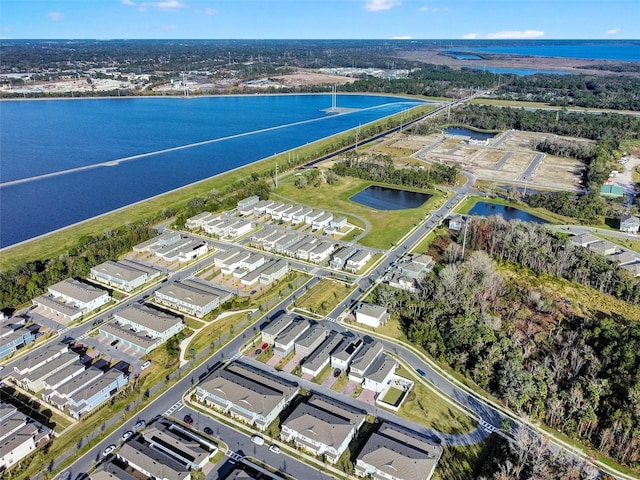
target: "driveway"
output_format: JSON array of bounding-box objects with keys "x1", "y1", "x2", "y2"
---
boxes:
[
  {"x1": 266, "y1": 354, "x2": 282, "y2": 368},
  {"x1": 342, "y1": 380, "x2": 360, "y2": 396},
  {"x1": 322, "y1": 373, "x2": 338, "y2": 388},
  {"x1": 283, "y1": 354, "x2": 303, "y2": 373},
  {"x1": 358, "y1": 388, "x2": 377, "y2": 405}
]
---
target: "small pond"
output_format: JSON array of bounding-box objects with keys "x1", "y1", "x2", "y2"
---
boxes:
[
  {"x1": 444, "y1": 127, "x2": 497, "y2": 140},
  {"x1": 469, "y1": 202, "x2": 548, "y2": 224},
  {"x1": 445, "y1": 52, "x2": 484, "y2": 60},
  {"x1": 350, "y1": 186, "x2": 432, "y2": 210}
]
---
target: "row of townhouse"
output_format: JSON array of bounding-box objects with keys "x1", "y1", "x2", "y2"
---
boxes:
[
  {"x1": 154, "y1": 279, "x2": 233, "y2": 318},
  {"x1": 250, "y1": 228, "x2": 337, "y2": 264},
  {"x1": 93, "y1": 420, "x2": 218, "y2": 480},
  {"x1": 386, "y1": 254, "x2": 434, "y2": 294},
  {"x1": 251, "y1": 199, "x2": 347, "y2": 230},
  {"x1": 238, "y1": 258, "x2": 290, "y2": 287},
  {"x1": 98, "y1": 303, "x2": 185, "y2": 354},
  {"x1": 9, "y1": 343, "x2": 128, "y2": 419},
  {"x1": 134, "y1": 231, "x2": 209, "y2": 263},
  {"x1": 90, "y1": 259, "x2": 162, "y2": 292},
  {"x1": 186, "y1": 210, "x2": 254, "y2": 239},
  {"x1": 0, "y1": 319, "x2": 36, "y2": 360},
  {"x1": 330, "y1": 247, "x2": 373, "y2": 273},
  {"x1": 260, "y1": 314, "x2": 396, "y2": 393},
  {"x1": 195, "y1": 359, "x2": 441, "y2": 479},
  {"x1": 32, "y1": 278, "x2": 111, "y2": 323},
  {"x1": 570, "y1": 233, "x2": 640, "y2": 277},
  {"x1": 212, "y1": 247, "x2": 265, "y2": 277},
  {"x1": 0, "y1": 403, "x2": 52, "y2": 471}
]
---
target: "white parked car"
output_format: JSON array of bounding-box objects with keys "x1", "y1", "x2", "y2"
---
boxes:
[
  {"x1": 103, "y1": 444, "x2": 116, "y2": 456},
  {"x1": 269, "y1": 445, "x2": 281, "y2": 454},
  {"x1": 141, "y1": 360, "x2": 151, "y2": 370},
  {"x1": 250, "y1": 434, "x2": 264, "y2": 446},
  {"x1": 121, "y1": 430, "x2": 133, "y2": 442}
]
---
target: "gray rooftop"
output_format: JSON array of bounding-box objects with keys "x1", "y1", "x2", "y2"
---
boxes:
[
  {"x1": 364, "y1": 353, "x2": 397, "y2": 383},
  {"x1": 114, "y1": 304, "x2": 183, "y2": 334},
  {"x1": 358, "y1": 303, "x2": 388, "y2": 320},
  {"x1": 275, "y1": 320, "x2": 311, "y2": 346},
  {"x1": 295, "y1": 325, "x2": 327, "y2": 349},
  {"x1": 350, "y1": 341, "x2": 384, "y2": 373},
  {"x1": 48, "y1": 278, "x2": 109, "y2": 303},
  {"x1": 302, "y1": 332, "x2": 344, "y2": 372},
  {"x1": 118, "y1": 440, "x2": 190, "y2": 480},
  {"x1": 262, "y1": 313, "x2": 295, "y2": 338}
]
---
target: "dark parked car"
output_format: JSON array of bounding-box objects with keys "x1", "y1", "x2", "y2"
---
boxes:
[
  {"x1": 255, "y1": 349, "x2": 262, "y2": 355},
  {"x1": 333, "y1": 368, "x2": 341, "y2": 378},
  {"x1": 183, "y1": 414, "x2": 193, "y2": 425}
]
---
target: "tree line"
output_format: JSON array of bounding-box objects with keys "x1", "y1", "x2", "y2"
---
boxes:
[
  {"x1": 331, "y1": 152, "x2": 460, "y2": 188},
  {"x1": 374, "y1": 240, "x2": 639, "y2": 467}
]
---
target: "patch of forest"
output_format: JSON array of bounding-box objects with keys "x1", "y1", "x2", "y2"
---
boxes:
[
  {"x1": 492, "y1": 73, "x2": 640, "y2": 110},
  {"x1": 373, "y1": 218, "x2": 640, "y2": 468}
]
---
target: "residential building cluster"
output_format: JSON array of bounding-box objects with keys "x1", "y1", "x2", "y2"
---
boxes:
[
  {"x1": 570, "y1": 232, "x2": 640, "y2": 277},
  {"x1": 9, "y1": 343, "x2": 128, "y2": 420},
  {"x1": 0, "y1": 317, "x2": 36, "y2": 360},
  {"x1": 154, "y1": 279, "x2": 234, "y2": 318},
  {"x1": 90, "y1": 259, "x2": 162, "y2": 292},
  {"x1": 134, "y1": 232, "x2": 210, "y2": 263},
  {"x1": 329, "y1": 247, "x2": 373, "y2": 273},
  {"x1": 385, "y1": 254, "x2": 434, "y2": 293},
  {"x1": 186, "y1": 211, "x2": 253, "y2": 240},
  {"x1": 250, "y1": 227, "x2": 337, "y2": 264},
  {"x1": 212, "y1": 247, "x2": 289, "y2": 287},
  {"x1": 32, "y1": 278, "x2": 111, "y2": 323},
  {"x1": 92, "y1": 419, "x2": 218, "y2": 480},
  {"x1": 0, "y1": 403, "x2": 52, "y2": 471}
]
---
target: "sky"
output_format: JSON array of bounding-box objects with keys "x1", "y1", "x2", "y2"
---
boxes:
[{"x1": 1, "y1": 0, "x2": 639, "y2": 40}]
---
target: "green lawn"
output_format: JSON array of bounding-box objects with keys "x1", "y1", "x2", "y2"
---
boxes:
[
  {"x1": 275, "y1": 176, "x2": 441, "y2": 250},
  {"x1": 331, "y1": 371, "x2": 349, "y2": 392},
  {"x1": 294, "y1": 279, "x2": 354, "y2": 316},
  {"x1": 187, "y1": 312, "x2": 250, "y2": 356},
  {"x1": 381, "y1": 386, "x2": 404, "y2": 406},
  {"x1": 393, "y1": 365, "x2": 477, "y2": 435}
]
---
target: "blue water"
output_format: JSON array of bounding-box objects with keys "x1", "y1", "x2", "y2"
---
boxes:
[
  {"x1": 466, "y1": 67, "x2": 574, "y2": 76},
  {"x1": 0, "y1": 94, "x2": 424, "y2": 247},
  {"x1": 445, "y1": 52, "x2": 483, "y2": 60},
  {"x1": 350, "y1": 186, "x2": 432, "y2": 210},
  {"x1": 467, "y1": 42, "x2": 640, "y2": 62},
  {"x1": 444, "y1": 127, "x2": 496, "y2": 140},
  {"x1": 469, "y1": 202, "x2": 547, "y2": 224}
]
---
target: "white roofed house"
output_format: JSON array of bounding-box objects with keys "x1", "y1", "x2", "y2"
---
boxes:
[
  {"x1": 259, "y1": 259, "x2": 289, "y2": 285},
  {"x1": 237, "y1": 195, "x2": 260, "y2": 215},
  {"x1": 142, "y1": 422, "x2": 215, "y2": 470},
  {"x1": 355, "y1": 303, "x2": 389, "y2": 329},
  {"x1": 309, "y1": 242, "x2": 336, "y2": 263},
  {"x1": 295, "y1": 240, "x2": 319, "y2": 261},
  {"x1": 273, "y1": 320, "x2": 311, "y2": 357},
  {"x1": 620, "y1": 214, "x2": 640, "y2": 234},
  {"x1": 90, "y1": 259, "x2": 160, "y2": 292},
  {"x1": 12, "y1": 351, "x2": 80, "y2": 392},
  {"x1": 312, "y1": 212, "x2": 334, "y2": 230},
  {"x1": 355, "y1": 423, "x2": 442, "y2": 480},
  {"x1": 292, "y1": 207, "x2": 314, "y2": 224},
  {"x1": 282, "y1": 205, "x2": 304, "y2": 223},
  {"x1": 253, "y1": 199, "x2": 275, "y2": 216},
  {"x1": 280, "y1": 394, "x2": 366, "y2": 464},
  {"x1": 330, "y1": 216, "x2": 347, "y2": 230},
  {"x1": 271, "y1": 203, "x2": 293, "y2": 221},
  {"x1": 305, "y1": 209, "x2": 325, "y2": 225},
  {"x1": 154, "y1": 236, "x2": 195, "y2": 262},
  {"x1": 65, "y1": 369, "x2": 128, "y2": 419},
  {"x1": 133, "y1": 231, "x2": 181, "y2": 253},
  {"x1": 185, "y1": 211, "x2": 216, "y2": 230},
  {"x1": 12, "y1": 342, "x2": 68, "y2": 377},
  {"x1": 330, "y1": 247, "x2": 358, "y2": 270},
  {"x1": 224, "y1": 219, "x2": 253, "y2": 239},
  {"x1": 265, "y1": 201, "x2": 285, "y2": 217},
  {"x1": 33, "y1": 279, "x2": 111, "y2": 322},
  {"x1": 176, "y1": 240, "x2": 209, "y2": 263},
  {"x1": 346, "y1": 250, "x2": 372, "y2": 273}
]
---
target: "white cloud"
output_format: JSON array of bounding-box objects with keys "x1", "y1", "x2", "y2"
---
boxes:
[
  {"x1": 419, "y1": 6, "x2": 429, "y2": 11},
  {"x1": 486, "y1": 30, "x2": 544, "y2": 39},
  {"x1": 147, "y1": 0, "x2": 184, "y2": 9},
  {"x1": 121, "y1": 0, "x2": 135, "y2": 5},
  {"x1": 365, "y1": 0, "x2": 401, "y2": 12},
  {"x1": 605, "y1": 28, "x2": 621, "y2": 35},
  {"x1": 390, "y1": 36, "x2": 412, "y2": 40},
  {"x1": 461, "y1": 32, "x2": 480, "y2": 39},
  {"x1": 48, "y1": 11, "x2": 64, "y2": 21},
  {"x1": 204, "y1": 7, "x2": 216, "y2": 15}
]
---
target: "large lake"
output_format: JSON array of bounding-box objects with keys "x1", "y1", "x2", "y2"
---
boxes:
[{"x1": 0, "y1": 94, "x2": 424, "y2": 247}]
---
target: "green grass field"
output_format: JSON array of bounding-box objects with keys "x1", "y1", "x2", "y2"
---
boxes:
[
  {"x1": 294, "y1": 279, "x2": 354, "y2": 316},
  {"x1": 275, "y1": 176, "x2": 441, "y2": 250}
]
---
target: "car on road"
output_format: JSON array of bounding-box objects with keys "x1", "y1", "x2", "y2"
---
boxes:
[
  {"x1": 269, "y1": 445, "x2": 281, "y2": 454},
  {"x1": 134, "y1": 419, "x2": 146, "y2": 430},
  {"x1": 183, "y1": 414, "x2": 194, "y2": 425},
  {"x1": 141, "y1": 360, "x2": 151, "y2": 370},
  {"x1": 416, "y1": 369, "x2": 426, "y2": 377},
  {"x1": 121, "y1": 430, "x2": 133, "y2": 442},
  {"x1": 250, "y1": 434, "x2": 264, "y2": 446},
  {"x1": 102, "y1": 444, "x2": 116, "y2": 456},
  {"x1": 204, "y1": 427, "x2": 213, "y2": 436}
]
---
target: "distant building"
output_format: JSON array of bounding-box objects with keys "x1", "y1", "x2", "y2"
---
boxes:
[
  {"x1": 447, "y1": 215, "x2": 465, "y2": 231},
  {"x1": 116, "y1": 441, "x2": 191, "y2": 480},
  {"x1": 0, "y1": 322, "x2": 36, "y2": 360},
  {"x1": 13, "y1": 351, "x2": 80, "y2": 392},
  {"x1": 620, "y1": 214, "x2": 640, "y2": 234},
  {"x1": 142, "y1": 423, "x2": 215, "y2": 470},
  {"x1": 355, "y1": 423, "x2": 442, "y2": 480},
  {"x1": 237, "y1": 196, "x2": 260, "y2": 215},
  {"x1": 90, "y1": 260, "x2": 160, "y2": 292},
  {"x1": 155, "y1": 279, "x2": 232, "y2": 318}
]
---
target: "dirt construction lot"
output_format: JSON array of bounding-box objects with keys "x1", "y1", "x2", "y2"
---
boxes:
[{"x1": 409, "y1": 130, "x2": 584, "y2": 191}]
